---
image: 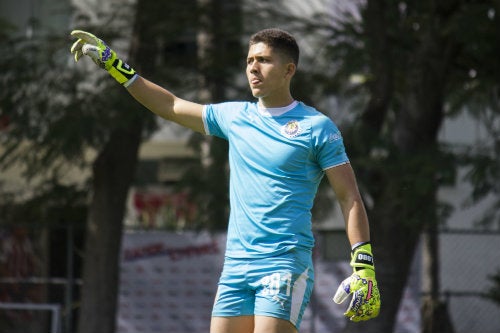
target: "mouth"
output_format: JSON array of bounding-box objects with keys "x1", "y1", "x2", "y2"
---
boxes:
[{"x1": 250, "y1": 77, "x2": 262, "y2": 86}]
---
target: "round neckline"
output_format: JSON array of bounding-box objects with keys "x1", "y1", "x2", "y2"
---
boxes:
[{"x1": 257, "y1": 100, "x2": 299, "y2": 117}]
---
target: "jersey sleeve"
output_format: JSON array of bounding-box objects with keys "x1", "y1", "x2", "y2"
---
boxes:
[
  {"x1": 202, "y1": 101, "x2": 247, "y2": 140},
  {"x1": 312, "y1": 115, "x2": 350, "y2": 170}
]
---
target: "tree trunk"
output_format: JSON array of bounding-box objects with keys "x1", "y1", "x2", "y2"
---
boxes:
[
  {"x1": 77, "y1": 122, "x2": 142, "y2": 333},
  {"x1": 342, "y1": 1, "x2": 459, "y2": 332},
  {"x1": 421, "y1": 224, "x2": 454, "y2": 333},
  {"x1": 195, "y1": 0, "x2": 243, "y2": 230},
  {"x1": 421, "y1": 296, "x2": 455, "y2": 333}
]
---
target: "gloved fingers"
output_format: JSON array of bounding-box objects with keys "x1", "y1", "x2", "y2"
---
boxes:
[
  {"x1": 333, "y1": 276, "x2": 353, "y2": 304},
  {"x1": 73, "y1": 50, "x2": 83, "y2": 62},
  {"x1": 70, "y1": 30, "x2": 100, "y2": 45},
  {"x1": 70, "y1": 39, "x2": 83, "y2": 53},
  {"x1": 345, "y1": 287, "x2": 380, "y2": 321},
  {"x1": 71, "y1": 39, "x2": 85, "y2": 61},
  {"x1": 347, "y1": 304, "x2": 379, "y2": 322},
  {"x1": 343, "y1": 289, "x2": 363, "y2": 318},
  {"x1": 82, "y1": 44, "x2": 100, "y2": 58},
  {"x1": 81, "y1": 44, "x2": 106, "y2": 67},
  {"x1": 70, "y1": 39, "x2": 101, "y2": 65}
]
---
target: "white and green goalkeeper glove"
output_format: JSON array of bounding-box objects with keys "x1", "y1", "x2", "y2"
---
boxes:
[
  {"x1": 70, "y1": 30, "x2": 138, "y2": 87},
  {"x1": 333, "y1": 242, "x2": 381, "y2": 322}
]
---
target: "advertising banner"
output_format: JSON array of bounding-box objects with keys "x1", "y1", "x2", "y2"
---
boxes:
[{"x1": 117, "y1": 231, "x2": 419, "y2": 333}]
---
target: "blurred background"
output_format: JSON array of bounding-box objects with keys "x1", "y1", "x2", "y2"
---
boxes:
[{"x1": 0, "y1": 0, "x2": 499, "y2": 332}]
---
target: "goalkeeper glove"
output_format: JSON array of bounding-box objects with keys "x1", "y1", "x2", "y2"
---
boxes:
[
  {"x1": 70, "y1": 30, "x2": 138, "y2": 87},
  {"x1": 333, "y1": 242, "x2": 381, "y2": 322}
]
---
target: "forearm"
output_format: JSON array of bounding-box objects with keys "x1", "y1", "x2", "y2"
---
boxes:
[
  {"x1": 127, "y1": 76, "x2": 176, "y2": 120},
  {"x1": 340, "y1": 196, "x2": 371, "y2": 247},
  {"x1": 325, "y1": 164, "x2": 371, "y2": 247},
  {"x1": 127, "y1": 76, "x2": 205, "y2": 133}
]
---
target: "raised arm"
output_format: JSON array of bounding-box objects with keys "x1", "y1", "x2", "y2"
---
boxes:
[
  {"x1": 70, "y1": 30, "x2": 205, "y2": 134},
  {"x1": 126, "y1": 77, "x2": 205, "y2": 133}
]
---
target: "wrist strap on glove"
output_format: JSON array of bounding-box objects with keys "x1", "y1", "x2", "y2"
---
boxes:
[
  {"x1": 107, "y1": 58, "x2": 137, "y2": 86},
  {"x1": 350, "y1": 242, "x2": 375, "y2": 272}
]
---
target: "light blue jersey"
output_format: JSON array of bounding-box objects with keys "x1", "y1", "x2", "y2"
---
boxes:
[{"x1": 203, "y1": 100, "x2": 349, "y2": 259}]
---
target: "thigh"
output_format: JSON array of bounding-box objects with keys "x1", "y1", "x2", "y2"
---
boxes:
[
  {"x1": 210, "y1": 315, "x2": 297, "y2": 333},
  {"x1": 210, "y1": 315, "x2": 254, "y2": 333},
  {"x1": 250, "y1": 251, "x2": 314, "y2": 330},
  {"x1": 254, "y1": 315, "x2": 298, "y2": 333},
  {"x1": 212, "y1": 258, "x2": 255, "y2": 317}
]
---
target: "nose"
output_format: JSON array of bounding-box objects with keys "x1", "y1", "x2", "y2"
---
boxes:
[{"x1": 248, "y1": 60, "x2": 259, "y2": 73}]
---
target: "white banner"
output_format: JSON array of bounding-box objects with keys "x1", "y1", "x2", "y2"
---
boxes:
[
  {"x1": 117, "y1": 231, "x2": 224, "y2": 333},
  {"x1": 116, "y1": 231, "x2": 419, "y2": 333}
]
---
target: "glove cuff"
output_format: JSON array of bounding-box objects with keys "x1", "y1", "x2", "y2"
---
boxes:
[
  {"x1": 350, "y1": 242, "x2": 375, "y2": 272},
  {"x1": 108, "y1": 58, "x2": 137, "y2": 86}
]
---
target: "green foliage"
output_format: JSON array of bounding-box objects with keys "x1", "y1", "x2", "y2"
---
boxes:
[
  {"x1": 277, "y1": 3, "x2": 499, "y2": 330},
  {"x1": 0, "y1": 31, "x2": 132, "y2": 177},
  {"x1": 0, "y1": 0, "x2": 165, "y2": 180},
  {"x1": 290, "y1": 1, "x2": 500, "y2": 230},
  {"x1": 0, "y1": 15, "x2": 149, "y2": 230}
]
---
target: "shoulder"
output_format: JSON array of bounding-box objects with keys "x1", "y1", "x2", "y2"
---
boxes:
[
  {"x1": 293, "y1": 103, "x2": 346, "y2": 153},
  {"x1": 207, "y1": 101, "x2": 255, "y2": 114},
  {"x1": 204, "y1": 100, "x2": 256, "y2": 122},
  {"x1": 294, "y1": 102, "x2": 339, "y2": 130},
  {"x1": 203, "y1": 101, "x2": 257, "y2": 137}
]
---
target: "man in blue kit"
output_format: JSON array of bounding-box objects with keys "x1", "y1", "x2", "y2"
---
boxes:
[{"x1": 71, "y1": 28, "x2": 380, "y2": 333}]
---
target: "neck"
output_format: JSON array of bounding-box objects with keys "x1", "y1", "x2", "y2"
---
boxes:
[{"x1": 258, "y1": 94, "x2": 294, "y2": 109}]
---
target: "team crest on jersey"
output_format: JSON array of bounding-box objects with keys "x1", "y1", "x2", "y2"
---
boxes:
[
  {"x1": 328, "y1": 132, "x2": 342, "y2": 142},
  {"x1": 281, "y1": 120, "x2": 302, "y2": 138}
]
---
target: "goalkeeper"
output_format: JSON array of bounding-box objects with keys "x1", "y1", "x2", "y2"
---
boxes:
[{"x1": 71, "y1": 28, "x2": 380, "y2": 332}]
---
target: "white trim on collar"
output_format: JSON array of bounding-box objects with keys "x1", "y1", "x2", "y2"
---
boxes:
[{"x1": 258, "y1": 100, "x2": 298, "y2": 117}]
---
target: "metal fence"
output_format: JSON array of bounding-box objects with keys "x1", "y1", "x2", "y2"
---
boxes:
[
  {"x1": 437, "y1": 230, "x2": 500, "y2": 333},
  {"x1": 0, "y1": 224, "x2": 82, "y2": 333}
]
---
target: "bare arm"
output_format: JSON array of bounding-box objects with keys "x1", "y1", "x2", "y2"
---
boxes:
[
  {"x1": 126, "y1": 76, "x2": 206, "y2": 134},
  {"x1": 325, "y1": 163, "x2": 370, "y2": 247},
  {"x1": 329, "y1": 164, "x2": 380, "y2": 321},
  {"x1": 70, "y1": 31, "x2": 206, "y2": 133}
]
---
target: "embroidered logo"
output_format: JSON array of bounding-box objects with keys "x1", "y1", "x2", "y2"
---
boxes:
[
  {"x1": 281, "y1": 120, "x2": 302, "y2": 138},
  {"x1": 328, "y1": 132, "x2": 342, "y2": 142}
]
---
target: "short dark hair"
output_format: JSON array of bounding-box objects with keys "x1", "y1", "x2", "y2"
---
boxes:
[{"x1": 249, "y1": 28, "x2": 299, "y2": 66}]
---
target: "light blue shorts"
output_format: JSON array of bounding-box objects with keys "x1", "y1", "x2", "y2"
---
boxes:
[{"x1": 212, "y1": 250, "x2": 314, "y2": 329}]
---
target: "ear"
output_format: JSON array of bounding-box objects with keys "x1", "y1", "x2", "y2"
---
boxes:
[{"x1": 285, "y1": 63, "x2": 296, "y2": 79}]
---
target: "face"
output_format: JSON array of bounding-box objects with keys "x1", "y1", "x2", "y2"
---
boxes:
[{"x1": 246, "y1": 42, "x2": 295, "y2": 101}]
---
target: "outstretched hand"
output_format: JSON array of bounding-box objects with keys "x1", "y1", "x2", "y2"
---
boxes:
[{"x1": 70, "y1": 30, "x2": 137, "y2": 86}]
